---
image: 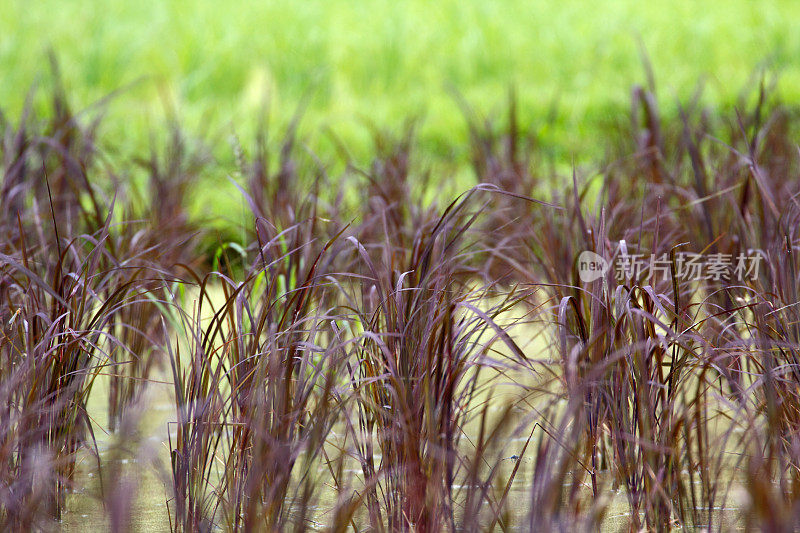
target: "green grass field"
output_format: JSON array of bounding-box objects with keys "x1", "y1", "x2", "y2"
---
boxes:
[{"x1": 3, "y1": 0, "x2": 800, "y2": 168}]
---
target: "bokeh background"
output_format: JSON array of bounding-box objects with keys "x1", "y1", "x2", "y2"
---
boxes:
[{"x1": 3, "y1": 1, "x2": 799, "y2": 170}]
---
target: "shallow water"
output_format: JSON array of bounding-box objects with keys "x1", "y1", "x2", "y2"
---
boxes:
[
  {"x1": 59, "y1": 371, "x2": 747, "y2": 532},
  {"x1": 62, "y1": 377, "x2": 174, "y2": 532},
  {"x1": 59, "y1": 316, "x2": 748, "y2": 531}
]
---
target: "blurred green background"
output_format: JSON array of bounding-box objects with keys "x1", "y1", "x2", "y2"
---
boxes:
[{"x1": 2, "y1": 0, "x2": 799, "y2": 171}]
